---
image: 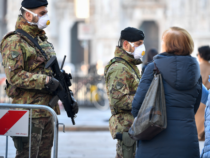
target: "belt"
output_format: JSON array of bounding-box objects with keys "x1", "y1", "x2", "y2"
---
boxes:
[
  {"x1": 111, "y1": 106, "x2": 132, "y2": 115},
  {"x1": 24, "y1": 88, "x2": 52, "y2": 95}
]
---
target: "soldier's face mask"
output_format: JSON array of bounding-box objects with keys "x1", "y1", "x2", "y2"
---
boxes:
[
  {"x1": 22, "y1": 7, "x2": 50, "y2": 30},
  {"x1": 127, "y1": 42, "x2": 146, "y2": 59}
]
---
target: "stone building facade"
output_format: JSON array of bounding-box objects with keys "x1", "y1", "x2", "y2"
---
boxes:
[
  {"x1": 3, "y1": 0, "x2": 210, "y2": 68},
  {"x1": 0, "y1": 0, "x2": 7, "y2": 47}
]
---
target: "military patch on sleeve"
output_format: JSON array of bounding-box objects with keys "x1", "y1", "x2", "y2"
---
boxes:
[
  {"x1": 11, "y1": 51, "x2": 19, "y2": 59},
  {"x1": 116, "y1": 81, "x2": 124, "y2": 90}
]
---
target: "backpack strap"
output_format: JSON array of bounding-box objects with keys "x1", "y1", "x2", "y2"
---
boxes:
[{"x1": 15, "y1": 29, "x2": 48, "y2": 60}]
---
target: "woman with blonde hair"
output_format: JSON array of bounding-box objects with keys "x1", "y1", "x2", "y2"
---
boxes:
[{"x1": 132, "y1": 27, "x2": 202, "y2": 158}]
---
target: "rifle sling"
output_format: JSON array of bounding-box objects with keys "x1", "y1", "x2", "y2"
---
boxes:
[
  {"x1": 114, "y1": 57, "x2": 140, "y2": 80},
  {"x1": 15, "y1": 29, "x2": 48, "y2": 60}
]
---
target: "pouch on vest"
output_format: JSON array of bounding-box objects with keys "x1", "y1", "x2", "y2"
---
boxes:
[{"x1": 122, "y1": 132, "x2": 136, "y2": 158}]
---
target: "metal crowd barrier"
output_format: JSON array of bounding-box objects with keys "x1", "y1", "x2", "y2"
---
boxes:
[{"x1": 0, "y1": 103, "x2": 59, "y2": 158}]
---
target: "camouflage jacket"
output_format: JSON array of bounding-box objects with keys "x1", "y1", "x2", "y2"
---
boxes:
[
  {"x1": 104, "y1": 46, "x2": 141, "y2": 138},
  {"x1": 0, "y1": 15, "x2": 60, "y2": 118}
]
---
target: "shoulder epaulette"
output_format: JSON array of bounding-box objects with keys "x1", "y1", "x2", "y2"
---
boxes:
[{"x1": 0, "y1": 31, "x2": 17, "y2": 52}]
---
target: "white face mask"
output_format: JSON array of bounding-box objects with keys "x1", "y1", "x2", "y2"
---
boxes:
[
  {"x1": 126, "y1": 51, "x2": 134, "y2": 56},
  {"x1": 127, "y1": 42, "x2": 146, "y2": 59},
  {"x1": 22, "y1": 7, "x2": 50, "y2": 30}
]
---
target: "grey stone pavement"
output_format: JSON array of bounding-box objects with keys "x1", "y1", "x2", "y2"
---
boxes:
[
  {"x1": 0, "y1": 107, "x2": 205, "y2": 158},
  {"x1": 0, "y1": 132, "x2": 117, "y2": 158}
]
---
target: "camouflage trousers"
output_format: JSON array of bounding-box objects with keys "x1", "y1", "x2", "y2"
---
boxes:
[
  {"x1": 116, "y1": 140, "x2": 123, "y2": 158},
  {"x1": 14, "y1": 117, "x2": 54, "y2": 158}
]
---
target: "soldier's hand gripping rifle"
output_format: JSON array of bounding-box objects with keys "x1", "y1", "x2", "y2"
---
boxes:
[{"x1": 45, "y1": 55, "x2": 78, "y2": 125}]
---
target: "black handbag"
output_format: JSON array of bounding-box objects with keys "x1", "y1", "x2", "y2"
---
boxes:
[{"x1": 129, "y1": 62, "x2": 167, "y2": 140}]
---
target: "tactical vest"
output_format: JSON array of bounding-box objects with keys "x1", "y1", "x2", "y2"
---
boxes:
[
  {"x1": 1, "y1": 30, "x2": 54, "y2": 98},
  {"x1": 105, "y1": 57, "x2": 140, "y2": 80},
  {"x1": 105, "y1": 57, "x2": 140, "y2": 115}
]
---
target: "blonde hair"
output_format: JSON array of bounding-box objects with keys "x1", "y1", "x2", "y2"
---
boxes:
[{"x1": 162, "y1": 27, "x2": 194, "y2": 55}]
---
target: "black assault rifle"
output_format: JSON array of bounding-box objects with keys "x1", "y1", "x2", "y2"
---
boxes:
[{"x1": 45, "y1": 55, "x2": 77, "y2": 125}]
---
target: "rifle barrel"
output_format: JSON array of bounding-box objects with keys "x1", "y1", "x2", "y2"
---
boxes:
[{"x1": 61, "y1": 55, "x2": 66, "y2": 69}]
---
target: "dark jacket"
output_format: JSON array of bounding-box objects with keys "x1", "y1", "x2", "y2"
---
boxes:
[{"x1": 132, "y1": 53, "x2": 202, "y2": 158}]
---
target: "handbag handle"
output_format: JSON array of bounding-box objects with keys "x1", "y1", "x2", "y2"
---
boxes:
[{"x1": 153, "y1": 62, "x2": 160, "y2": 75}]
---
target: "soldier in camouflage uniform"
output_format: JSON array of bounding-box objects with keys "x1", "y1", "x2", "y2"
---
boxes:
[
  {"x1": 0, "y1": 0, "x2": 78, "y2": 157},
  {"x1": 104, "y1": 27, "x2": 145, "y2": 158}
]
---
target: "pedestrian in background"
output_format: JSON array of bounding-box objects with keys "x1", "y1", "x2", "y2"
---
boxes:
[
  {"x1": 141, "y1": 49, "x2": 158, "y2": 75},
  {"x1": 104, "y1": 27, "x2": 145, "y2": 158},
  {"x1": 200, "y1": 82, "x2": 210, "y2": 157},
  {"x1": 132, "y1": 27, "x2": 202, "y2": 158},
  {"x1": 195, "y1": 45, "x2": 210, "y2": 141}
]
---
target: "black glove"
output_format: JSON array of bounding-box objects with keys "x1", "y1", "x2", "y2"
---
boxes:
[
  {"x1": 114, "y1": 132, "x2": 122, "y2": 141},
  {"x1": 72, "y1": 102, "x2": 79, "y2": 114},
  {"x1": 70, "y1": 91, "x2": 79, "y2": 114},
  {"x1": 45, "y1": 77, "x2": 63, "y2": 92}
]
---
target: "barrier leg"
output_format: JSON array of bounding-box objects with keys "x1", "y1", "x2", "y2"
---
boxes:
[
  {"x1": 53, "y1": 120, "x2": 58, "y2": 158},
  {"x1": 29, "y1": 109, "x2": 32, "y2": 158},
  {"x1": 5, "y1": 136, "x2": 8, "y2": 158},
  {"x1": 56, "y1": 121, "x2": 58, "y2": 158}
]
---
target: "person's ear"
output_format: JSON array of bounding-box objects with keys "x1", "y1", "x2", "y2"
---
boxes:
[
  {"x1": 25, "y1": 12, "x2": 33, "y2": 22},
  {"x1": 123, "y1": 41, "x2": 128, "y2": 49}
]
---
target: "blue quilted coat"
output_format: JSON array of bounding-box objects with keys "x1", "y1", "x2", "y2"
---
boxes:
[{"x1": 132, "y1": 53, "x2": 202, "y2": 158}]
